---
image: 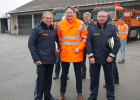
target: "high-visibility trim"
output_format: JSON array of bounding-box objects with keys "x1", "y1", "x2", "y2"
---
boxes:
[
  {"x1": 60, "y1": 36, "x2": 82, "y2": 40},
  {"x1": 60, "y1": 42, "x2": 80, "y2": 45},
  {"x1": 119, "y1": 36, "x2": 127, "y2": 38},
  {"x1": 121, "y1": 25, "x2": 125, "y2": 32},
  {"x1": 109, "y1": 53, "x2": 115, "y2": 58},
  {"x1": 82, "y1": 36, "x2": 87, "y2": 38},
  {"x1": 120, "y1": 24, "x2": 128, "y2": 33},
  {"x1": 119, "y1": 24, "x2": 128, "y2": 36},
  {"x1": 88, "y1": 53, "x2": 94, "y2": 58},
  {"x1": 125, "y1": 29, "x2": 128, "y2": 32},
  {"x1": 58, "y1": 21, "x2": 84, "y2": 40},
  {"x1": 59, "y1": 37, "x2": 82, "y2": 40},
  {"x1": 119, "y1": 32, "x2": 128, "y2": 34},
  {"x1": 82, "y1": 39, "x2": 86, "y2": 43},
  {"x1": 77, "y1": 21, "x2": 84, "y2": 37}
]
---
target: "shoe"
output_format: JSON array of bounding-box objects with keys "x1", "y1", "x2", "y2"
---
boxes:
[
  {"x1": 59, "y1": 93, "x2": 64, "y2": 100},
  {"x1": 82, "y1": 75, "x2": 86, "y2": 79},
  {"x1": 78, "y1": 93, "x2": 83, "y2": 100},
  {"x1": 45, "y1": 96, "x2": 58, "y2": 100},
  {"x1": 118, "y1": 59, "x2": 125, "y2": 64},
  {"x1": 114, "y1": 80, "x2": 119, "y2": 84},
  {"x1": 53, "y1": 74, "x2": 59, "y2": 79},
  {"x1": 103, "y1": 84, "x2": 106, "y2": 88},
  {"x1": 87, "y1": 97, "x2": 97, "y2": 100}
]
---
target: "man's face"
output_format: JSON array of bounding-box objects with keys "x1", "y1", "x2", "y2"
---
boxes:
[
  {"x1": 97, "y1": 12, "x2": 108, "y2": 25},
  {"x1": 65, "y1": 8, "x2": 75, "y2": 20},
  {"x1": 42, "y1": 14, "x2": 53, "y2": 26},
  {"x1": 120, "y1": 19, "x2": 124, "y2": 24},
  {"x1": 83, "y1": 15, "x2": 91, "y2": 23}
]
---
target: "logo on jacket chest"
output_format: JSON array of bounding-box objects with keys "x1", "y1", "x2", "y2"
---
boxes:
[
  {"x1": 42, "y1": 33, "x2": 48, "y2": 36},
  {"x1": 93, "y1": 33, "x2": 100, "y2": 36}
]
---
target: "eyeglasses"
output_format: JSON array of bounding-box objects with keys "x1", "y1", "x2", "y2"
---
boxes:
[
  {"x1": 97, "y1": 16, "x2": 107, "y2": 18},
  {"x1": 65, "y1": 12, "x2": 73, "y2": 14}
]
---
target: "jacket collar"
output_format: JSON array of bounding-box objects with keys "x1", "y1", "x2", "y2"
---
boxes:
[
  {"x1": 40, "y1": 21, "x2": 54, "y2": 30},
  {"x1": 97, "y1": 21, "x2": 108, "y2": 29},
  {"x1": 65, "y1": 14, "x2": 77, "y2": 23}
]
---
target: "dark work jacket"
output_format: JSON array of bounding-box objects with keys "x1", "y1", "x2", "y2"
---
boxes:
[
  {"x1": 28, "y1": 21, "x2": 59, "y2": 64},
  {"x1": 86, "y1": 21, "x2": 120, "y2": 64},
  {"x1": 87, "y1": 21, "x2": 95, "y2": 32}
]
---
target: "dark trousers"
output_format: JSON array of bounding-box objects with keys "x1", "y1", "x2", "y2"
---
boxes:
[
  {"x1": 81, "y1": 48, "x2": 87, "y2": 76},
  {"x1": 34, "y1": 64, "x2": 54, "y2": 100},
  {"x1": 90, "y1": 63, "x2": 115, "y2": 100},
  {"x1": 112, "y1": 61, "x2": 119, "y2": 81},
  {"x1": 60, "y1": 62, "x2": 82, "y2": 93},
  {"x1": 54, "y1": 54, "x2": 61, "y2": 75}
]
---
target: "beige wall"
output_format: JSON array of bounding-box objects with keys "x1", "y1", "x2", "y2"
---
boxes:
[{"x1": 10, "y1": 14, "x2": 18, "y2": 35}]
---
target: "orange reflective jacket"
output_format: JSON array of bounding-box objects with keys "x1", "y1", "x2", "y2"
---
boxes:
[
  {"x1": 57, "y1": 17, "x2": 88, "y2": 62},
  {"x1": 118, "y1": 23, "x2": 129, "y2": 40}
]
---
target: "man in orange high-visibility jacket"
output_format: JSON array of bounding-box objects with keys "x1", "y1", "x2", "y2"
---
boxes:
[
  {"x1": 57, "y1": 6, "x2": 88, "y2": 100},
  {"x1": 118, "y1": 17, "x2": 129, "y2": 64}
]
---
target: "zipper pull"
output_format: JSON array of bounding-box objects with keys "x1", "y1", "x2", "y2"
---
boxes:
[{"x1": 101, "y1": 28, "x2": 103, "y2": 31}]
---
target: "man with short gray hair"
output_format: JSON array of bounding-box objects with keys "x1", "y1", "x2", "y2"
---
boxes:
[
  {"x1": 87, "y1": 11, "x2": 120, "y2": 100},
  {"x1": 28, "y1": 11, "x2": 59, "y2": 100},
  {"x1": 82, "y1": 12, "x2": 92, "y2": 79}
]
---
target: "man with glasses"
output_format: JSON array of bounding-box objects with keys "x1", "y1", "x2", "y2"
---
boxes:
[
  {"x1": 57, "y1": 6, "x2": 88, "y2": 100},
  {"x1": 82, "y1": 12, "x2": 94, "y2": 79},
  {"x1": 87, "y1": 11, "x2": 120, "y2": 100}
]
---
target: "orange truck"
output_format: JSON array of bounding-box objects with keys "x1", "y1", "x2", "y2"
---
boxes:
[
  {"x1": 93, "y1": 5, "x2": 140, "y2": 40},
  {"x1": 52, "y1": 8, "x2": 81, "y2": 27}
]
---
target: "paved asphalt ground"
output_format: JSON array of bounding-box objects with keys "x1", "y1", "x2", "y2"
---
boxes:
[{"x1": 0, "y1": 33, "x2": 140, "y2": 100}]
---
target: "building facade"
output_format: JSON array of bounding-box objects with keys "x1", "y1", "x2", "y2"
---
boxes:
[{"x1": 8, "y1": 0, "x2": 140, "y2": 35}]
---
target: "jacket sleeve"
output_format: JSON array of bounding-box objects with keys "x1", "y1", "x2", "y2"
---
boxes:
[
  {"x1": 28, "y1": 28, "x2": 40, "y2": 62},
  {"x1": 86, "y1": 27, "x2": 94, "y2": 58},
  {"x1": 56, "y1": 28, "x2": 60, "y2": 50},
  {"x1": 109, "y1": 27, "x2": 120, "y2": 58},
  {"x1": 77, "y1": 22, "x2": 88, "y2": 50}
]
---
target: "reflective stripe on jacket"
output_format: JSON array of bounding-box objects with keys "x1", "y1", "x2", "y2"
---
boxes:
[
  {"x1": 118, "y1": 23, "x2": 129, "y2": 40},
  {"x1": 57, "y1": 17, "x2": 88, "y2": 62}
]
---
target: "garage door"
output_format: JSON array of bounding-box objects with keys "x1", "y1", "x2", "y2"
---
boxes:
[
  {"x1": 18, "y1": 15, "x2": 32, "y2": 35},
  {"x1": 34, "y1": 14, "x2": 42, "y2": 26}
]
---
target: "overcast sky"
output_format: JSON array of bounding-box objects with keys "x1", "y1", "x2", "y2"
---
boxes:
[{"x1": 0, "y1": 0, "x2": 33, "y2": 17}]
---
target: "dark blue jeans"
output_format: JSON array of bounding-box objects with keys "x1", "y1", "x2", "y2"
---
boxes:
[
  {"x1": 54, "y1": 54, "x2": 61, "y2": 75},
  {"x1": 120, "y1": 39, "x2": 127, "y2": 60},
  {"x1": 90, "y1": 63, "x2": 115, "y2": 100},
  {"x1": 60, "y1": 62, "x2": 82, "y2": 93},
  {"x1": 34, "y1": 64, "x2": 54, "y2": 100}
]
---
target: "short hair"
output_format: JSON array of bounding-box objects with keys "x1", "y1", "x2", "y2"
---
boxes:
[
  {"x1": 65, "y1": 6, "x2": 75, "y2": 12},
  {"x1": 83, "y1": 12, "x2": 91, "y2": 18},
  {"x1": 107, "y1": 12, "x2": 111, "y2": 18},
  {"x1": 42, "y1": 11, "x2": 53, "y2": 18},
  {"x1": 107, "y1": 12, "x2": 112, "y2": 21},
  {"x1": 97, "y1": 11, "x2": 108, "y2": 17}
]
